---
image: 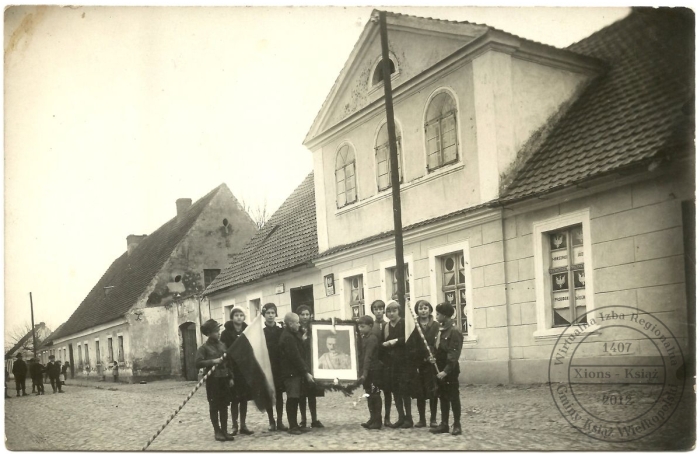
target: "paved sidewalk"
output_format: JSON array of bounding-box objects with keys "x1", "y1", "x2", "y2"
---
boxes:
[{"x1": 5, "y1": 380, "x2": 695, "y2": 451}]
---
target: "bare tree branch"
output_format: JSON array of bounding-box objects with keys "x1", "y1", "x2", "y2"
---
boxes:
[{"x1": 241, "y1": 198, "x2": 270, "y2": 230}]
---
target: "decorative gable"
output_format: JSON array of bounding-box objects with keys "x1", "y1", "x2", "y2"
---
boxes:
[{"x1": 305, "y1": 11, "x2": 488, "y2": 144}]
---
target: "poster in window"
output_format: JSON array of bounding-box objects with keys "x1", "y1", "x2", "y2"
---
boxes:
[
  {"x1": 324, "y1": 273, "x2": 335, "y2": 296},
  {"x1": 552, "y1": 273, "x2": 568, "y2": 292}
]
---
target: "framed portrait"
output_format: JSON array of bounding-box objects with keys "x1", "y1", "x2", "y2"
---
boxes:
[
  {"x1": 310, "y1": 321, "x2": 359, "y2": 383},
  {"x1": 324, "y1": 273, "x2": 335, "y2": 296}
]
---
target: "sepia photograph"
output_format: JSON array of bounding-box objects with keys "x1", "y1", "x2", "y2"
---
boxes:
[
  {"x1": 310, "y1": 323, "x2": 358, "y2": 381},
  {"x1": 3, "y1": 3, "x2": 695, "y2": 451}
]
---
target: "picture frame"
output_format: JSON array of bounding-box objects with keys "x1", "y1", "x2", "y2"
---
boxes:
[
  {"x1": 324, "y1": 273, "x2": 335, "y2": 296},
  {"x1": 309, "y1": 320, "x2": 359, "y2": 384}
]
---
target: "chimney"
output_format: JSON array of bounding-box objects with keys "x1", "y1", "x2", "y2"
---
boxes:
[
  {"x1": 176, "y1": 198, "x2": 192, "y2": 220},
  {"x1": 127, "y1": 234, "x2": 147, "y2": 256}
]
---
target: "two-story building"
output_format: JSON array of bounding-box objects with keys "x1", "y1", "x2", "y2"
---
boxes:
[{"x1": 206, "y1": 8, "x2": 694, "y2": 383}]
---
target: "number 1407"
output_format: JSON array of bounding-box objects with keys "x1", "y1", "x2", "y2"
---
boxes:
[{"x1": 603, "y1": 342, "x2": 632, "y2": 354}]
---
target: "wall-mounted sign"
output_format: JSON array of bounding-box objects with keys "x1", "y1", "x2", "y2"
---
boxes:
[
  {"x1": 275, "y1": 283, "x2": 285, "y2": 294},
  {"x1": 324, "y1": 273, "x2": 335, "y2": 296}
]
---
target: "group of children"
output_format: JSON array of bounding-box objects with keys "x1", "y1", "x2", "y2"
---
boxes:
[
  {"x1": 357, "y1": 299, "x2": 464, "y2": 436},
  {"x1": 195, "y1": 298, "x2": 463, "y2": 442}
]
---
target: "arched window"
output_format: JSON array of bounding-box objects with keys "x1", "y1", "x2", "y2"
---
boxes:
[
  {"x1": 372, "y1": 59, "x2": 396, "y2": 86},
  {"x1": 335, "y1": 144, "x2": 357, "y2": 208},
  {"x1": 425, "y1": 91, "x2": 458, "y2": 172},
  {"x1": 375, "y1": 122, "x2": 402, "y2": 191}
]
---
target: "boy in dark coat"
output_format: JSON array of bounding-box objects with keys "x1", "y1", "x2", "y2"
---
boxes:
[
  {"x1": 429, "y1": 303, "x2": 464, "y2": 436},
  {"x1": 262, "y1": 303, "x2": 287, "y2": 431},
  {"x1": 196, "y1": 319, "x2": 234, "y2": 442},
  {"x1": 12, "y1": 353, "x2": 28, "y2": 397},
  {"x1": 278, "y1": 312, "x2": 315, "y2": 435},
  {"x1": 408, "y1": 300, "x2": 439, "y2": 428},
  {"x1": 357, "y1": 315, "x2": 382, "y2": 429},
  {"x1": 29, "y1": 358, "x2": 45, "y2": 395},
  {"x1": 296, "y1": 305, "x2": 324, "y2": 429},
  {"x1": 48, "y1": 357, "x2": 63, "y2": 393},
  {"x1": 380, "y1": 300, "x2": 416, "y2": 429},
  {"x1": 221, "y1": 307, "x2": 253, "y2": 436}
]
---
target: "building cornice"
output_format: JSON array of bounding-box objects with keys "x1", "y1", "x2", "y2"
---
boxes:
[{"x1": 314, "y1": 205, "x2": 502, "y2": 267}]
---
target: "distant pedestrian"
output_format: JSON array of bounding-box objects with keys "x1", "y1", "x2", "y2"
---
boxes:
[
  {"x1": 47, "y1": 355, "x2": 63, "y2": 393},
  {"x1": 12, "y1": 353, "x2": 28, "y2": 397},
  {"x1": 61, "y1": 361, "x2": 70, "y2": 385},
  {"x1": 112, "y1": 361, "x2": 119, "y2": 382},
  {"x1": 196, "y1": 319, "x2": 234, "y2": 442},
  {"x1": 5, "y1": 367, "x2": 11, "y2": 399},
  {"x1": 221, "y1": 308, "x2": 254, "y2": 436},
  {"x1": 29, "y1": 358, "x2": 45, "y2": 395}
]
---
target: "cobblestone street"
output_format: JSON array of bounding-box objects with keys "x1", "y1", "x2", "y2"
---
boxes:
[{"x1": 5, "y1": 379, "x2": 695, "y2": 451}]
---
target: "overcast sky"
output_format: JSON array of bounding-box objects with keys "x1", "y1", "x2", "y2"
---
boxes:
[{"x1": 3, "y1": 6, "x2": 631, "y2": 339}]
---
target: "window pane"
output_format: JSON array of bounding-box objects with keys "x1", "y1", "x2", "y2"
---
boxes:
[
  {"x1": 552, "y1": 273, "x2": 569, "y2": 292},
  {"x1": 347, "y1": 187, "x2": 356, "y2": 203},
  {"x1": 554, "y1": 308, "x2": 572, "y2": 326},
  {"x1": 428, "y1": 151, "x2": 440, "y2": 170},
  {"x1": 338, "y1": 192, "x2": 346, "y2": 207},
  {"x1": 571, "y1": 226, "x2": 584, "y2": 246},
  {"x1": 550, "y1": 231, "x2": 567, "y2": 250},
  {"x1": 575, "y1": 304, "x2": 588, "y2": 324},
  {"x1": 346, "y1": 163, "x2": 355, "y2": 178},
  {"x1": 443, "y1": 144, "x2": 457, "y2": 164},
  {"x1": 573, "y1": 270, "x2": 585, "y2": 289}
]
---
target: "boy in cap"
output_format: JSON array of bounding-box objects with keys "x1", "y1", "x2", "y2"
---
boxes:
[
  {"x1": 296, "y1": 305, "x2": 324, "y2": 429},
  {"x1": 220, "y1": 307, "x2": 254, "y2": 436},
  {"x1": 357, "y1": 315, "x2": 382, "y2": 429},
  {"x1": 279, "y1": 312, "x2": 315, "y2": 435},
  {"x1": 262, "y1": 303, "x2": 287, "y2": 431},
  {"x1": 196, "y1": 319, "x2": 234, "y2": 442},
  {"x1": 429, "y1": 302, "x2": 464, "y2": 436},
  {"x1": 408, "y1": 300, "x2": 439, "y2": 428},
  {"x1": 12, "y1": 353, "x2": 28, "y2": 397}
]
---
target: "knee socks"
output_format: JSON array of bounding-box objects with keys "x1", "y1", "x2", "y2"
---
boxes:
[
  {"x1": 240, "y1": 401, "x2": 248, "y2": 425},
  {"x1": 286, "y1": 397, "x2": 299, "y2": 428},
  {"x1": 394, "y1": 393, "x2": 406, "y2": 420},
  {"x1": 384, "y1": 391, "x2": 392, "y2": 419},
  {"x1": 276, "y1": 390, "x2": 285, "y2": 423},
  {"x1": 309, "y1": 396, "x2": 318, "y2": 422},
  {"x1": 440, "y1": 396, "x2": 450, "y2": 425},
  {"x1": 403, "y1": 395, "x2": 412, "y2": 418},
  {"x1": 219, "y1": 408, "x2": 228, "y2": 432},
  {"x1": 417, "y1": 399, "x2": 426, "y2": 420},
  {"x1": 209, "y1": 408, "x2": 221, "y2": 432},
  {"x1": 299, "y1": 398, "x2": 307, "y2": 422}
]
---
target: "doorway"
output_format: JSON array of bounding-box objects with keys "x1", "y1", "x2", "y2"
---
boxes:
[
  {"x1": 290, "y1": 285, "x2": 315, "y2": 315},
  {"x1": 180, "y1": 322, "x2": 198, "y2": 381}
]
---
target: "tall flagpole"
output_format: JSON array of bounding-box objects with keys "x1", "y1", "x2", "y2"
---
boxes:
[{"x1": 377, "y1": 11, "x2": 407, "y2": 312}]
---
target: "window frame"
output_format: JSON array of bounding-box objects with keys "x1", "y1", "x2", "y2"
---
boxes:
[
  {"x1": 374, "y1": 121, "x2": 404, "y2": 192},
  {"x1": 338, "y1": 267, "x2": 369, "y2": 320},
  {"x1": 95, "y1": 338, "x2": 101, "y2": 365},
  {"x1": 423, "y1": 88, "x2": 460, "y2": 173},
  {"x1": 368, "y1": 53, "x2": 400, "y2": 93},
  {"x1": 533, "y1": 209, "x2": 596, "y2": 340},
  {"x1": 107, "y1": 336, "x2": 114, "y2": 363},
  {"x1": 379, "y1": 255, "x2": 415, "y2": 305},
  {"x1": 117, "y1": 335, "x2": 125, "y2": 363},
  {"x1": 429, "y1": 241, "x2": 477, "y2": 343},
  {"x1": 335, "y1": 143, "x2": 358, "y2": 209}
]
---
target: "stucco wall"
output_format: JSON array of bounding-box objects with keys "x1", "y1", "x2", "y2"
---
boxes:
[
  {"x1": 504, "y1": 173, "x2": 693, "y2": 383},
  {"x1": 318, "y1": 63, "x2": 480, "y2": 250},
  {"x1": 136, "y1": 186, "x2": 257, "y2": 309},
  {"x1": 126, "y1": 297, "x2": 202, "y2": 380}
]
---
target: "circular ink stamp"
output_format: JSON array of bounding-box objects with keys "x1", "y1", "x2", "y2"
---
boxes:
[{"x1": 548, "y1": 305, "x2": 685, "y2": 442}]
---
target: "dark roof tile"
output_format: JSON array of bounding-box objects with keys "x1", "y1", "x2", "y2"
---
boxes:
[
  {"x1": 503, "y1": 8, "x2": 694, "y2": 201},
  {"x1": 205, "y1": 173, "x2": 318, "y2": 294}
]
